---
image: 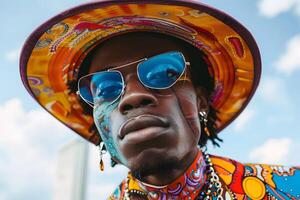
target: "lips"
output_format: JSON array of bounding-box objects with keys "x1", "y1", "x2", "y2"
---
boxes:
[{"x1": 119, "y1": 114, "x2": 169, "y2": 140}]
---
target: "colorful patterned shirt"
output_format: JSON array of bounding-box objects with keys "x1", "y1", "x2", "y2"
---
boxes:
[{"x1": 109, "y1": 152, "x2": 300, "y2": 199}]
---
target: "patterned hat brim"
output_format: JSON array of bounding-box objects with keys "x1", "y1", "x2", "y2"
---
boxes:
[{"x1": 20, "y1": 0, "x2": 261, "y2": 145}]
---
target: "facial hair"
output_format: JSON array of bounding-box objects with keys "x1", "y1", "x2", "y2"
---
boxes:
[{"x1": 131, "y1": 155, "x2": 181, "y2": 181}]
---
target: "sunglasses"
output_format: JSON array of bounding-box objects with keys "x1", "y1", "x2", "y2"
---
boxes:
[{"x1": 77, "y1": 51, "x2": 190, "y2": 107}]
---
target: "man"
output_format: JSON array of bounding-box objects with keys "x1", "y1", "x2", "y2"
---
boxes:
[{"x1": 20, "y1": 0, "x2": 299, "y2": 199}]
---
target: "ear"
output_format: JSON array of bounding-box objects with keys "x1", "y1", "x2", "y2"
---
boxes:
[{"x1": 195, "y1": 87, "x2": 209, "y2": 114}]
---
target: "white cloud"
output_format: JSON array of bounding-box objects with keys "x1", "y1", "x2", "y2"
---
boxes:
[
  {"x1": 258, "y1": 0, "x2": 300, "y2": 17},
  {"x1": 258, "y1": 77, "x2": 291, "y2": 107},
  {"x1": 249, "y1": 138, "x2": 291, "y2": 164},
  {"x1": 233, "y1": 109, "x2": 255, "y2": 132},
  {"x1": 0, "y1": 98, "x2": 128, "y2": 200},
  {"x1": 4, "y1": 48, "x2": 21, "y2": 62},
  {"x1": 275, "y1": 35, "x2": 300, "y2": 75},
  {"x1": 0, "y1": 98, "x2": 75, "y2": 199}
]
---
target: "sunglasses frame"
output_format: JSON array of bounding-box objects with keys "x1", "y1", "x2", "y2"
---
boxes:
[{"x1": 77, "y1": 51, "x2": 190, "y2": 107}]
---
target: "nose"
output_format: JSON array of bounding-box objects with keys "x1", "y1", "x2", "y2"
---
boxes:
[{"x1": 118, "y1": 75, "x2": 158, "y2": 114}]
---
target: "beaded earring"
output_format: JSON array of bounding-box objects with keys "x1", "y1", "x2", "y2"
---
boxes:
[
  {"x1": 99, "y1": 142, "x2": 107, "y2": 172},
  {"x1": 199, "y1": 111, "x2": 211, "y2": 137}
]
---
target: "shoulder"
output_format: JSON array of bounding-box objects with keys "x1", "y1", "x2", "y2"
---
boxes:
[{"x1": 210, "y1": 154, "x2": 300, "y2": 199}]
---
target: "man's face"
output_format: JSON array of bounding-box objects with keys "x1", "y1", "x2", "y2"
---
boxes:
[{"x1": 88, "y1": 33, "x2": 204, "y2": 175}]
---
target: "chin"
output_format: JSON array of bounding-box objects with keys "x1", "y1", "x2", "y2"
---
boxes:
[{"x1": 129, "y1": 148, "x2": 181, "y2": 178}]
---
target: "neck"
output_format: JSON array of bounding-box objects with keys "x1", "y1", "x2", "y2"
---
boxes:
[
  {"x1": 125, "y1": 148, "x2": 208, "y2": 199},
  {"x1": 140, "y1": 147, "x2": 200, "y2": 186}
]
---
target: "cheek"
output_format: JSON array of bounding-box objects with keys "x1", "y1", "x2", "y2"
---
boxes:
[
  {"x1": 172, "y1": 82, "x2": 201, "y2": 137},
  {"x1": 93, "y1": 101, "x2": 124, "y2": 162}
]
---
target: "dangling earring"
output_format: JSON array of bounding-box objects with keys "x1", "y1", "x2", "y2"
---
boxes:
[
  {"x1": 99, "y1": 142, "x2": 107, "y2": 172},
  {"x1": 199, "y1": 111, "x2": 211, "y2": 137}
]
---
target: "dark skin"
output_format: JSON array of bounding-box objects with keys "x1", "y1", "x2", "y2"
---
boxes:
[{"x1": 88, "y1": 32, "x2": 209, "y2": 186}]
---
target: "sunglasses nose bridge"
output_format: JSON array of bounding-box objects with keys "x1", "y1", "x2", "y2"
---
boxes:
[{"x1": 118, "y1": 76, "x2": 158, "y2": 114}]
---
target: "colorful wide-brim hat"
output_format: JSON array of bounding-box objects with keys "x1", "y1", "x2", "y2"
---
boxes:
[{"x1": 20, "y1": 0, "x2": 261, "y2": 145}]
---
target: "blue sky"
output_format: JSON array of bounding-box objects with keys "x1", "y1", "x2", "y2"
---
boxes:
[{"x1": 0, "y1": 0, "x2": 300, "y2": 199}]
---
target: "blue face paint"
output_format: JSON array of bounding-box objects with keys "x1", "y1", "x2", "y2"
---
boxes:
[{"x1": 93, "y1": 100, "x2": 125, "y2": 164}]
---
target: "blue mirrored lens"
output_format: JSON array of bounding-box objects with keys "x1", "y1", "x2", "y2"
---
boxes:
[
  {"x1": 79, "y1": 85, "x2": 93, "y2": 103},
  {"x1": 79, "y1": 71, "x2": 123, "y2": 104},
  {"x1": 138, "y1": 52, "x2": 185, "y2": 89}
]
